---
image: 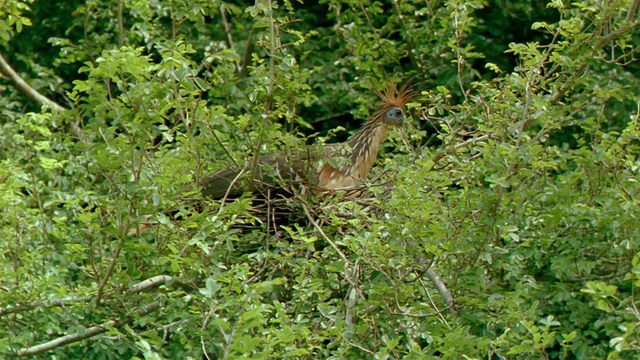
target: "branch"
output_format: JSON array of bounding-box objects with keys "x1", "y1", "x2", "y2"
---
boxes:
[
  {"x1": 0, "y1": 50, "x2": 85, "y2": 140},
  {"x1": 594, "y1": 18, "x2": 640, "y2": 50},
  {"x1": 301, "y1": 201, "x2": 358, "y2": 289},
  {"x1": 0, "y1": 275, "x2": 179, "y2": 317},
  {"x1": 551, "y1": 3, "x2": 640, "y2": 103},
  {"x1": 425, "y1": 267, "x2": 455, "y2": 315},
  {"x1": 0, "y1": 296, "x2": 92, "y2": 317},
  {"x1": 128, "y1": 275, "x2": 175, "y2": 294},
  {"x1": 302, "y1": 202, "x2": 351, "y2": 267},
  {"x1": 95, "y1": 238, "x2": 124, "y2": 304},
  {"x1": 0, "y1": 51, "x2": 65, "y2": 112},
  {"x1": 16, "y1": 301, "x2": 161, "y2": 356},
  {"x1": 220, "y1": 5, "x2": 235, "y2": 50},
  {"x1": 413, "y1": 252, "x2": 456, "y2": 316},
  {"x1": 239, "y1": 27, "x2": 257, "y2": 78},
  {"x1": 430, "y1": 132, "x2": 500, "y2": 166},
  {"x1": 627, "y1": 0, "x2": 640, "y2": 23}
]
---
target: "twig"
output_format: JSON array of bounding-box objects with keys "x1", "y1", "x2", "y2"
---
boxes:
[
  {"x1": 216, "y1": 168, "x2": 246, "y2": 217},
  {"x1": 1, "y1": 275, "x2": 186, "y2": 319},
  {"x1": 301, "y1": 202, "x2": 350, "y2": 266},
  {"x1": 201, "y1": 307, "x2": 214, "y2": 360},
  {"x1": 356, "y1": 0, "x2": 398, "y2": 63},
  {"x1": 309, "y1": 111, "x2": 352, "y2": 125},
  {"x1": 430, "y1": 133, "x2": 499, "y2": 165},
  {"x1": 301, "y1": 201, "x2": 357, "y2": 288}
]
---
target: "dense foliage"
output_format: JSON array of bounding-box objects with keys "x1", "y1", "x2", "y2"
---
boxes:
[{"x1": 2, "y1": 0, "x2": 640, "y2": 358}]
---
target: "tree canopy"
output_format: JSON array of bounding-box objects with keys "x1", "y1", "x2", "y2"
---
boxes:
[{"x1": 2, "y1": 0, "x2": 640, "y2": 358}]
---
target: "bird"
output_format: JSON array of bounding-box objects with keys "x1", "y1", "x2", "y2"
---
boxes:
[
  {"x1": 199, "y1": 82, "x2": 416, "y2": 199},
  {"x1": 127, "y1": 82, "x2": 415, "y2": 236}
]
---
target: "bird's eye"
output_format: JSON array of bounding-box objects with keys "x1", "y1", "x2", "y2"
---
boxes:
[{"x1": 385, "y1": 107, "x2": 404, "y2": 123}]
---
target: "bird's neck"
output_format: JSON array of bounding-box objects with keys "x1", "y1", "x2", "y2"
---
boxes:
[{"x1": 346, "y1": 119, "x2": 390, "y2": 179}]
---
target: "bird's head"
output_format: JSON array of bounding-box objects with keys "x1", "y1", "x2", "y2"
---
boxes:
[
  {"x1": 375, "y1": 82, "x2": 417, "y2": 126},
  {"x1": 384, "y1": 106, "x2": 405, "y2": 125}
]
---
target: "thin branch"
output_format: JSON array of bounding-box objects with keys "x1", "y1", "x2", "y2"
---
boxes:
[
  {"x1": 0, "y1": 296, "x2": 92, "y2": 317},
  {"x1": 239, "y1": 27, "x2": 256, "y2": 77},
  {"x1": 343, "y1": 259, "x2": 360, "y2": 342},
  {"x1": 551, "y1": 4, "x2": 640, "y2": 103},
  {"x1": 301, "y1": 201, "x2": 357, "y2": 288},
  {"x1": 356, "y1": 0, "x2": 398, "y2": 64},
  {"x1": 201, "y1": 307, "x2": 214, "y2": 360},
  {"x1": 1, "y1": 275, "x2": 183, "y2": 318},
  {"x1": 430, "y1": 132, "x2": 500, "y2": 166},
  {"x1": 412, "y1": 251, "x2": 456, "y2": 316},
  {"x1": 16, "y1": 302, "x2": 161, "y2": 356},
  {"x1": 219, "y1": 5, "x2": 235, "y2": 50},
  {"x1": 549, "y1": 64, "x2": 589, "y2": 103},
  {"x1": 117, "y1": 0, "x2": 124, "y2": 46},
  {"x1": 95, "y1": 238, "x2": 124, "y2": 304},
  {"x1": 595, "y1": 18, "x2": 640, "y2": 50},
  {"x1": 216, "y1": 168, "x2": 246, "y2": 217},
  {"x1": 345, "y1": 340, "x2": 375, "y2": 355},
  {"x1": 301, "y1": 202, "x2": 350, "y2": 266},
  {"x1": 309, "y1": 111, "x2": 352, "y2": 125}
]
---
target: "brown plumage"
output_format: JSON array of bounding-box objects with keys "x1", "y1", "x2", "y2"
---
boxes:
[
  {"x1": 127, "y1": 83, "x2": 415, "y2": 235},
  {"x1": 200, "y1": 82, "x2": 416, "y2": 199}
]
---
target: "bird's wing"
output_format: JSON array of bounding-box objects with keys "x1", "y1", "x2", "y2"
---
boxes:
[{"x1": 199, "y1": 145, "x2": 328, "y2": 198}]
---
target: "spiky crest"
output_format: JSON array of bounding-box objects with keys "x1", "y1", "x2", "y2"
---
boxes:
[{"x1": 373, "y1": 82, "x2": 417, "y2": 120}]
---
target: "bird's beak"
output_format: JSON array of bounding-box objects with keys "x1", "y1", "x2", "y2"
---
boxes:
[{"x1": 391, "y1": 114, "x2": 404, "y2": 125}]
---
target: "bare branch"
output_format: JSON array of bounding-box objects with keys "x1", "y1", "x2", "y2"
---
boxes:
[
  {"x1": 220, "y1": 5, "x2": 235, "y2": 50},
  {"x1": 412, "y1": 252, "x2": 456, "y2": 316},
  {"x1": 1, "y1": 275, "x2": 179, "y2": 317},
  {"x1": 16, "y1": 302, "x2": 161, "y2": 356},
  {"x1": 425, "y1": 267, "x2": 455, "y2": 315},
  {"x1": 128, "y1": 275, "x2": 175, "y2": 294},
  {"x1": 95, "y1": 238, "x2": 124, "y2": 304},
  {"x1": 239, "y1": 27, "x2": 257, "y2": 77},
  {"x1": 627, "y1": 0, "x2": 640, "y2": 23},
  {"x1": 0, "y1": 296, "x2": 92, "y2": 317},
  {"x1": 302, "y1": 202, "x2": 350, "y2": 267},
  {"x1": 0, "y1": 50, "x2": 85, "y2": 140},
  {"x1": 0, "y1": 51, "x2": 65, "y2": 113},
  {"x1": 301, "y1": 201, "x2": 358, "y2": 289}
]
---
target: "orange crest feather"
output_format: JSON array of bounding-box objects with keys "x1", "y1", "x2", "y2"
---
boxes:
[{"x1": 376, "y1": 82, "x2": 417, "y2": 111}]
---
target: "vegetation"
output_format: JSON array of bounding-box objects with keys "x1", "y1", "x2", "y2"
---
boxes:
[{"x1": 1, "y1": 0, "x2": 640, "y2": 358}]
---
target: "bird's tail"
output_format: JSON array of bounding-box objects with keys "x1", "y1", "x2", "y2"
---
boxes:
[{"x1": 199, "y1": 168, "x2": 246, "y2": 199}]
